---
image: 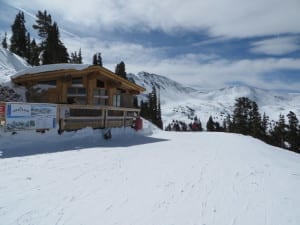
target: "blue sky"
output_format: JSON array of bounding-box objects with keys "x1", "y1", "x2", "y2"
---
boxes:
[{"x1": 0, "y1": 0, "x2": 300, "y2": 92}]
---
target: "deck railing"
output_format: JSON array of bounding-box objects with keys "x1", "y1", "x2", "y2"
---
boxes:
[
  {"x1": 58, "y1": 104, "x2": 140, "y2": 132},
  {"x1": 0, "y1": 102, "x2": 140, "y2": 132}
]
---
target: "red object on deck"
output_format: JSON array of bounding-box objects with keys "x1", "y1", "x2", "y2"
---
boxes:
[{"x1": 135, "y1": 117, "x2": 143, "y2": 130}]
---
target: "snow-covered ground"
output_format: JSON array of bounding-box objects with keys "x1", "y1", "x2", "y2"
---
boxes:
[{"x1": 1, "y1": 122, "x2": 300, "y2": 225}]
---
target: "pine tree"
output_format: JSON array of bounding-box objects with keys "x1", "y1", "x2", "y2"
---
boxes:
[
  {"x1": 270, "y1": 114, "x2": 287, "y2": 149},
  {"x1": 115, "y1": 61, "x2": 127, "y2": 79},
  {"x1": 286, "y1": 111, "x2": 299, "y2": 152},
  {"x1": 78, "y1": 48, "x2": 82, "y2": 63},
  {"x1": 93, "y1": 52, "x2": 102, "y2": 66},
  {"x1": 1, "y1": 32, "x2": 8, "y2": 49},
  {"x1": 97, "y1": 53, "x2": 102, "y2": 66},
  {"x1": 249, "y1": 101, "x2": 262, "y2": 138},
  {"x1": 93, "y1": 54, "x2": 97, "y2": 65},
  {"x1": 261, "y1": 112, "x2": 270, "y2": 142},
  {"x1": 10, "y1": 11, "x2": 28, "y2": 58},
  {"x1": 70, "y1": 49, "x2": 82, "y2": 64},
  {"x1": 140, "y1": 86, "x2": 163, "y2": 129},
  {"x1": 32, "y1": 10, "x2": 52, "y2": 40},
  {"x1": 156, "y1": 88, "x2": 163, "y2": 129},
  {"x1": 29, "y1": 39, "x2": 40, "y2": 66},
  {"x1": 25, "y1": 32, "x2": 31, "y2": 61},
  {"x1": 42, "y1": 22, "x2": 69, "y2": 64},
  {"x1": 206, "y1": 116, "x2": 215, "y2": 131},
  {"x1": 232, "y1": 97, "x2": 261, "y2": 136}
]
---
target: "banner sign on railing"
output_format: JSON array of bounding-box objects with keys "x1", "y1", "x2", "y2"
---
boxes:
[
  {"x1": 0, "y1": 104, "x2": 5, "y2": 117},
  {"x1": 5, "y1": 103, "x2": 57, "y2": 131}
]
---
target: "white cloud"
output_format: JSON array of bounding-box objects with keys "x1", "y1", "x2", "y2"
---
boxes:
[
  {"x1": 63, "y1": 34, "x2": 300, "y2": 91},
  {"x1": 250, "y1": 36, "x2": 300, "y2": 55},
  {"x1": 7, "y1": 0, "x2": 300, "y2": 38}
]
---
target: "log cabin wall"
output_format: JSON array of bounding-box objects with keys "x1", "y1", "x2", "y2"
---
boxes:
[{"x1": 12, "y1": 65, "x2": 145, "y2": 107}]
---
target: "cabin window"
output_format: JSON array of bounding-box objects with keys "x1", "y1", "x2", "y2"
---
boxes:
[
  {"x1": 93, "y1": 88, "x2": 108, "y2": 106},
  {"x1": 113, "y1": 89, "x2": 122, "y2": 107},
  {"x1": 38, "y1": 80, "x2": 57, "y2": 86},
  {"x1": 67, "y1": 87, "x2": 86, "y2": 104},
  {"x1": 72, "y1": 77, "x2": 83, "y2": 86},
  {"x1": 97, "y1": 80, "x2": 105, "y2": 88},
  {"x1": 68, "y1": 87, "x2": 86, "y2": 95}
]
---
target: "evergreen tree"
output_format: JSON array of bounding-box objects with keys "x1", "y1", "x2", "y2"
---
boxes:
[
  {"x1": 270, "y1": 114, "x2": 287, "y2": 149},
  {"x1": 156, "y1": 88, "x2": 163, "y2": 129},
  {"x1": 206, "y1": 116, "x2": 215, "y2": 131},
  {"x1": 249, "y1": 101, "x2": 262, "y2": 138},
  {"x1": 1, "y1": 32, "x2": 8, "y2": 49},
  {"x1": 70, "y1": 49, "x2": 83, "y2": 64},
  {"x1": 93, "y1": 53, "x2": 97, "y2": 65},
  {"x1": 93, "y1": 52, "x2": 102, "y2": 66},
  {"x1": 78, "y1": 48, "x2": 82, "y2": 63},
  {"x1": 10, "y1": 11, "x2": 28, "y2": 57},
  {"x1": 115, "y1": 61, "x2": 127, "y2": 79},
  {"x1": 98, "y1": 53, "x2": 102, "y2": 66},
  {"x1": 42, "y1": 22, "x2": 69, "y2": 64},
  {"x1": 32, "y1": 10, "x2": 52, "y2": 40},
  {"x1": 140, "y1": 86, "x2": 163, "y2": 129},
  {"x1": 206, "y1": 116, "x2": 221, "y2": 131},
  {"x1": 29, "y1": 39, "x2": 40, "y2": 66},
  {"x1": 232, "y1": 97, "x2": 251, "y2": 134},
  {"x1": 232, "y1": 97, "x2": 262, "y2": 136},
  {"x1": 261, "y1": 112, "x2": 270, "y2": 142},
  {"x1": 286, "y1": 111, "x2": 299, "y2": 152},
  {"x1": 25, "y1": 32, "x2": 31, "y2": 61}
]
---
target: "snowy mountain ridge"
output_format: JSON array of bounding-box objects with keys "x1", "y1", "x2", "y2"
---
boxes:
[
  {"x1": 0, "y1": 47, "x2": 299, "y2": 125},
  {"x1": 129, "y1": 71, "x2": 300, "y2": 125}
]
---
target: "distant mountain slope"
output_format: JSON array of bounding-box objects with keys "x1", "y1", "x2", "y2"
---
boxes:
[
  {"x1": 0, "y1": 47, "x2": 29, "y2": 84},
  {"x1": 130, "y1": 72, "x2": 300, "y2": 125},
  {"x1": 128, "y1": 72, "x2": 197, "y2": 103}
]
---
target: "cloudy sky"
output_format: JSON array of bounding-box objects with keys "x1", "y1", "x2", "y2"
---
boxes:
[{"x1": 0, "y1": 0, "x2": 300, "y2": 91}]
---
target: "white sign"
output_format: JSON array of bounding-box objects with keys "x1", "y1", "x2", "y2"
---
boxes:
[
  {"x1": 7, "y1": 103, "x2": 31, "y2": 117},
  {"x1": 5, "y1": 103, "x2": 57, "y2": 131}
]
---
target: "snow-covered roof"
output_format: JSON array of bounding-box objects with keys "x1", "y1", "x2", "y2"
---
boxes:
[{"x1": 11, "y1": 63, "x2": 91, "y2": 79}]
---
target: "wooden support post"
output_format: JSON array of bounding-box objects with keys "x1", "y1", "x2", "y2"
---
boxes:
[
  {"x1": 123, "y1": 110, "x2": 126, "y2": 127},
  {"x1": 104, "y1": 109, "x2": 108, "y2": 128}
]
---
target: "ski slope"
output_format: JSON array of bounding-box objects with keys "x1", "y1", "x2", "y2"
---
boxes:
[{"x1": 1, "y1": 125, "x2": 300, "y2": 225}]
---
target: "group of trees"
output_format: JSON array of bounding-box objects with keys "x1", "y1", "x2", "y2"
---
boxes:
[
  {"x1": 1, "y1": 10, "x2": 127, "y2": 71},
  {"x1": 140, "y1": 86, "x2": 163, "y2": 129},
  {"x1": 165, "y1": 117, "x2": 203, "y2": 132},
  {"x1": 164, "y1": 97, "x2": 300, "y2": 154},
  {"x1": 4, "y1": 10, "x2": 70, "y2": 65},
  {"x1": 225, "y1": 97, "x2": 300, "y2": 153}
]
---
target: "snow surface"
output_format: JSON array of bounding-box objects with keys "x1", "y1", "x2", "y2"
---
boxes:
[
  {"x1": 0, "y1": 122, "x2": 300, "y2": 225},
  {"x1": 12, "y1": 63, "x2": 90, "y2": 79},
  {"x1": 0, "y1": 47, "x2": 29, "y2": 84}
]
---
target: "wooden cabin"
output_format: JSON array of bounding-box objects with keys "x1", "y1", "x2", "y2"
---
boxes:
[
  {"x1": 11, "y1": 64, "x2": 145, "y2": 107},
  {"x1": 11, "y1": 64, "x2": 146, "y2": 131}
]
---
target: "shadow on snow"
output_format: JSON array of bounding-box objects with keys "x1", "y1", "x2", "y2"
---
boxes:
[{"x1": 0, "y1": 130, "x2": 168, "y2": 159}]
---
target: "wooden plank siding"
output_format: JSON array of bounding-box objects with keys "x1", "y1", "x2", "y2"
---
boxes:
[{"x1": 12, "y1": 65, "x2": 145, "y2": 108}]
